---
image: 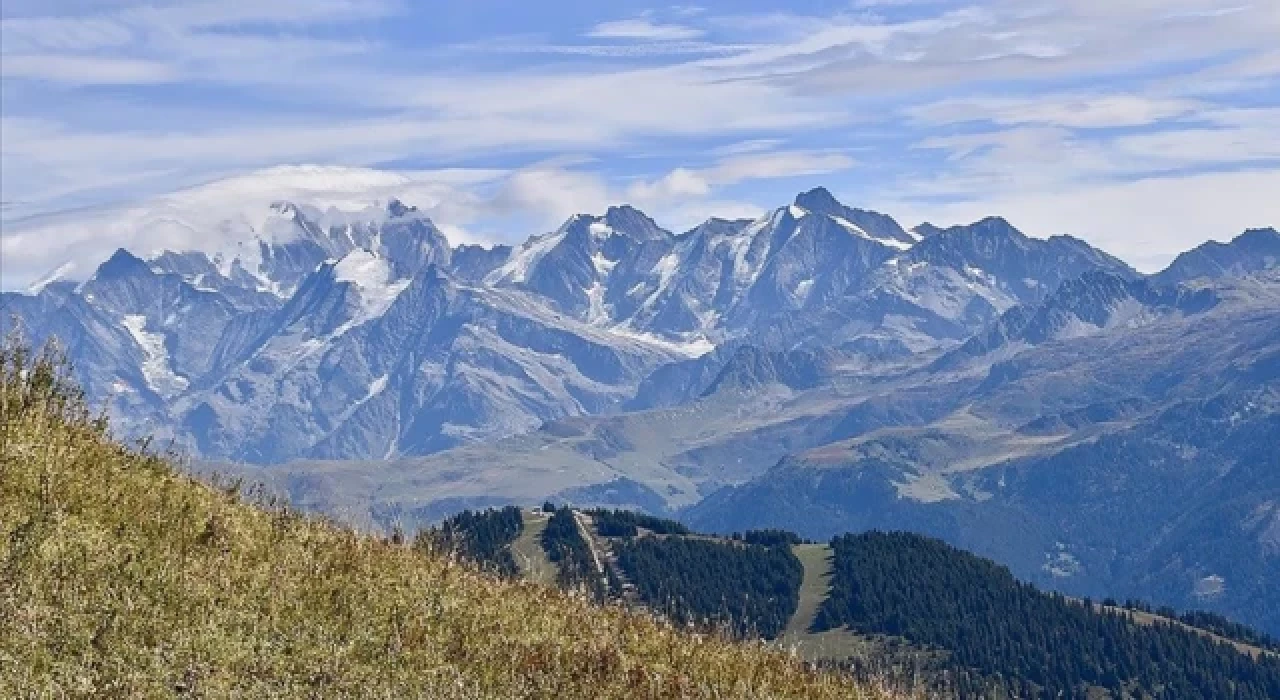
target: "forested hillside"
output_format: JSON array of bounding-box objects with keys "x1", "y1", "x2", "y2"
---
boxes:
[
  {"x1": 421, "y1": 506, "x2": 524, "y2": 577},
  {"x1": 588, "y1": 508, "x2": 691, "y2": 537},
  {"x1": 817, "y1": 532, "x2": 1280, "y2": 699},
  {"x1": 613, "y1": 537, "x2": 803, "y2": 639},
  {"x1": 540, "y1": 506, "x2": 605, "y2": 596}
]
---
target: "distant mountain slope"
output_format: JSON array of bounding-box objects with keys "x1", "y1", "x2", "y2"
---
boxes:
[
  {"x1": 935, "y1": 270, "x2": 1219, "y2": 368},
  {"x1": 687, "y1": 383, "x2": 1280, "y2": 635}
]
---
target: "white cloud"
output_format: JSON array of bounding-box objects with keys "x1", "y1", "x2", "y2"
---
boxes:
[
  {"x1": 1, "y1": 50, "x2": 848, "y2": 220},
  {"x1": 0, "y1": 150, "x2": 857, "y2": 289},
  {"x1": 908, "y1": 104, "x2": 1280, "y2": 192},
  {"x1": 905, "y1": 95, "x2": 1204, "y2": 129},
  {"x1": 488, "y1": 168, "x2": 613, "y2": 229},
  {"x1": 0, "y1": 16, "x2": 137, "y2": 52},
  {"x1": 707, "y1": 151, "x2": 857, "y2": 183},
  {"x1": 628, "y1": 150, "x2": 856, "y2": 201},
  {"x1": 1, "y1": 54, "x2": 177, "y2": 84},
  {"x1": 468, "y1": 39, "x2": 747, "y2": 58},
  {"x1": 730, "y1": 1, "x2": 1279, "y2": 99},
  {"x1": 0, "y1": 0, "x2": 393, "y2": 88},
  {"x1": 629, "y1": 168, "x2": 713, "y2": 200},
  {"x1": 0, "y1": 165, "x2": 506, "y2": 289},
  {"x1": 586, "y1": 18, "x2": 706, "y2": 41}
]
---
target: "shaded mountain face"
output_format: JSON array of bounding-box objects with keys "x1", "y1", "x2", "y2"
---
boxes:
[
  {"x1": 2, "y1": 187, "x2": 1141, "y2": 464},
  {"x1": 1154, "y1": 227, "x2": 1280, "y2": 286},
  {"x1": 935, "y1": 270, "x2": 1220, "y2": 369}
]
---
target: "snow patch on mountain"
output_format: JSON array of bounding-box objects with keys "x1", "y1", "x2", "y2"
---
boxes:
[
  {"x1": 586, "y1": 282, "x2": 609, "y2": 324},
  {"x1": 591, "y1": 251, "x2": 617, "y2": 279},
  {"x1": 332, "y1": 250, "x2": 411, "y2": 336},
  {"x1": 488, "y1": 230, "x2": 566, "y2": 285},
  {"x1": 334, "y1": 374, "x2": 390, "y2": 425},
  {"x1": 831, "y1": 214, "x2": 913, "y2": 250},
  {"x1": 120, "y1": 314, "x2": 189, "y2": 396},
  {"x1": 729, "y1": 213, "x2": 776, "y2": 288},
  {"x1": 333, "y1": 248, "x2": 392, "y2": 287},
  {"x1": 611, "y1": 327, "x2": 715, "y2": 358}
]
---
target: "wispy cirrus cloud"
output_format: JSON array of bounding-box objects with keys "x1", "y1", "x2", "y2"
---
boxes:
[
  {"x1": 586, "y1": 18, "x2": 705, "y2": 41},
  {"x1": 904, "y1": 95, "x2": 1205, "y2": 129},
  {"x1": 1, "y1": 54, "x2": 177, "y2": 84}
]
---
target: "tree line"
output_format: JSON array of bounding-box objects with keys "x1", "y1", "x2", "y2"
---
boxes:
[
  {"x1": 1115, "y1": 601, "x2": 1280, "y2": 654},
  {"x1": 586, "y1": 508, "x2": 690, "y2": 537}
]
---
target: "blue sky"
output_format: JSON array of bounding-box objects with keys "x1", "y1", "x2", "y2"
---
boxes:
[{"x1": 2, "y1": 0, "x2": 1279, "y2": 286}]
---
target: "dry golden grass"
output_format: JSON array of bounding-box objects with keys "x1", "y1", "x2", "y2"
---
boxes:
[{"x1": 0, "y1": 338, "x2": 903, "y2": 699}]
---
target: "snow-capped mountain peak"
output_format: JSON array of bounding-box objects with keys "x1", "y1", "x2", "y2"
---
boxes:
[{"x1": 791, "y1": 186, "x2": 917, "y2": 249}]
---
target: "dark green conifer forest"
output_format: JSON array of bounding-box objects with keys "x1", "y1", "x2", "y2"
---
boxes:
[
  {"x1": 421, "y1": 506, "x2": 523, "y2": 577},
  {"x1": 613, "y1": 537, "x2": 803, "y2": 640},
  {"x1": 540, "y1": 507, "x2": 604, "y2": 596},
  {"x1": 816, "y1": 532, "x2": 1280, "y2": 699}
]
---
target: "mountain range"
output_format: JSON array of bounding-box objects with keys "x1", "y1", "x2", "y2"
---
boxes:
[
  {"x1": 1, "y1": 177, "x2": 1148, "y2": 463},
  {"x1": 3, "y1": 169, "x2": 1278, "y2": 635}
]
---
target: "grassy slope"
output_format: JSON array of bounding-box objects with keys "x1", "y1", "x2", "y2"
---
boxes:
[
  {"x1": 0, "y1": 343, "x2": 896, "y2": 699},
  {"x1": 777, "y1": 544, "x2": 917, "y2": 665},
  {"x1": 783, "y1": 544, "x2": 833, "y2": 639},
  {"x1": 779, "y1": 544, "x2": 875, "y2": 662},
  {"x1": 510, "y1": 511, "x2": 558, "y2": 587}
]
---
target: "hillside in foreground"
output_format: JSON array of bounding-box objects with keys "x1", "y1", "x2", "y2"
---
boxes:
[{"x1": 0, "y1": 340, "x2": 893, "y2": 699}]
